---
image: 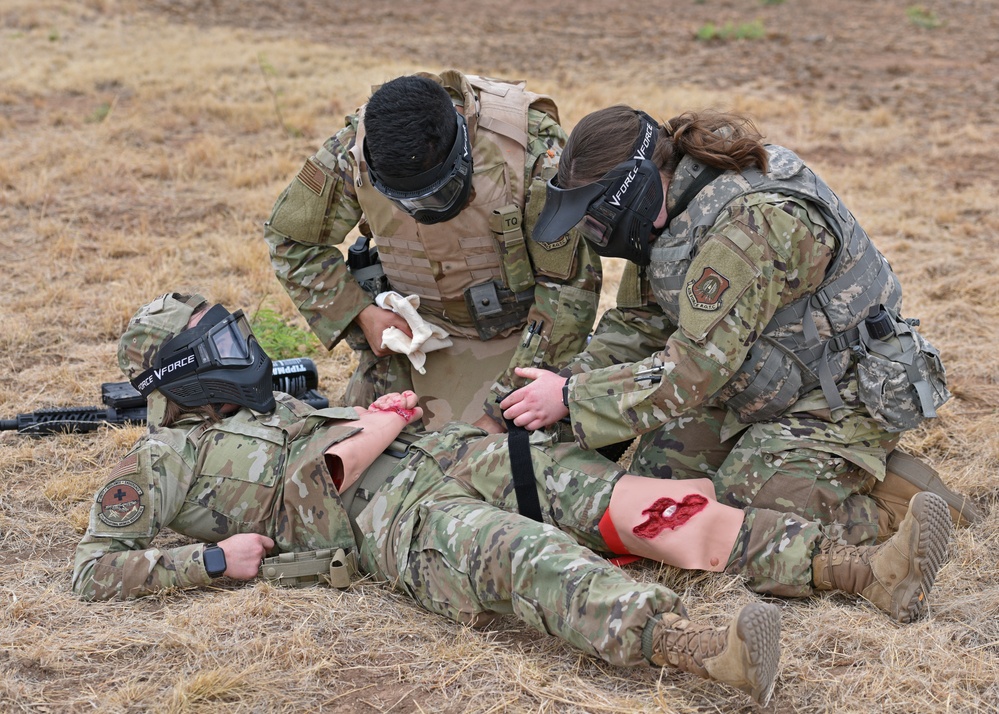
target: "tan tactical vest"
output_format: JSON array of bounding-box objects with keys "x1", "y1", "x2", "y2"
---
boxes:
[{"x1": 349, "y1": 71, "x2": 558, "y2": 339}]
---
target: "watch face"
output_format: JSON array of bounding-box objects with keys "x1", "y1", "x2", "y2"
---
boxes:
[{"x1": 204, "y1": 545, "x2": 227, "y2": 577}]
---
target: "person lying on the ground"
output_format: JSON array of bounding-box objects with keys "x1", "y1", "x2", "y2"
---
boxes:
[{"x1": 74, "y1": 292, "x2": 953, "y2": 705}]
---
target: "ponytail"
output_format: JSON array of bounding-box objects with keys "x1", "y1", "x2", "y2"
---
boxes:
[{"x1": 655, "y1": 111, "x2": 768, "y2": 176}]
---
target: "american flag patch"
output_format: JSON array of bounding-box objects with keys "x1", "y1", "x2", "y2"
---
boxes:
[
  {"x1": 297, "y1": 158, "x2": 327, "y2": 195},
  {"x1": 106, "y1": 453, "x2": 139, "y2": 484}
]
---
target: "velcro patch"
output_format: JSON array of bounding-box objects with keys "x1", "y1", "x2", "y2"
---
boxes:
[
  {"x1": 679, "y1": 237, "x2": 760, "y2": 343},
  {"x1": 297, "y1": 158, "x2": 328, "y2": 196}
]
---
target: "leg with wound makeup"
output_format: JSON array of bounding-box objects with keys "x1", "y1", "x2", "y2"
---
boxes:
[{"x1": 603, "y1": 476, "x2": 951, "y2": 621}]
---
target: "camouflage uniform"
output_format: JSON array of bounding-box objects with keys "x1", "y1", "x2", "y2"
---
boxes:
[
  {"x1": 74, "y1": 394, "x2": 838, "y2": 665},
  {"x1": 562, "y1": 147, "x2": 948, "y2": 545},
  {"x1": 264, "y1": 70, "x2": 602, "y2": 428}
]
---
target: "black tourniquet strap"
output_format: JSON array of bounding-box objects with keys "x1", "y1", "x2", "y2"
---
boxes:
[{"x1": 503, "y1": 419, "x2": 544, "y2": 522}]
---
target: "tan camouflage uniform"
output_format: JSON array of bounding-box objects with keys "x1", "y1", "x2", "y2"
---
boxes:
[
  {"x1": 264, "y1": 70, "x2": 602, "y2": 427},
  {"x1": 74, "y1": 396, "x2": 840, "y2": 663},
  {"x1": 561, "y1": 148, "x2": 947, "y2": 546}
]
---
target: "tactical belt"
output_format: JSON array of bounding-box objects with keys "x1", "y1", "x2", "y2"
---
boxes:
[
  {"x1": 259, "y1": 433, "x2": 418, "y2": 588},
  {"x1": 260, "y1": 548, "x2": 355, "y2": 589}
]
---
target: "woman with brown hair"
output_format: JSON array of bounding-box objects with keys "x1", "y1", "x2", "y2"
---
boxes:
[{"x1": 501, "y1": 105, "x2": 970, "y2": 546}]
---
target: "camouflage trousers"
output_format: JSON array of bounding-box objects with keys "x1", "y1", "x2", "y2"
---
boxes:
[
  {"x1": 630, "y1": 403, "x2": 897, "y2": 545},
  {"x1": 355, "y1": 424, "x2": 833, "y2": 666}
]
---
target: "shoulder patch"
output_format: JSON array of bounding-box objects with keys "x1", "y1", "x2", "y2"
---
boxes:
[
  {"x1": 296, "y1": 158, "x2": 328, "y2": 196},
  {"x1": 679, "y1": 238, "x2": 760, "y2": 343},
  {"x1": 96, "y1": 467, "x2": 146, "y2": 529},
  {"x1": 686, "y1": 267, "x2": 731, "y2": 311}
]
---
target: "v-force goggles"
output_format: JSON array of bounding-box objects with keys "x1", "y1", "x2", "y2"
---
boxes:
[
  {"x1": 531, "y1": 111, "x2": 663, "y2": 266},
  {"x1": 130, "y1": 304, "x2": 275, "y2": 413},
  {"x1": 365, "y1": 111, "x2": 474, "y2": 225}
]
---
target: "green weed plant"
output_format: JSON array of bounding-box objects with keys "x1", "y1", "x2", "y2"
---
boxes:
[
  {"x1": 251, "y1": 307, "x2": 322, "y2": 360},
  {"x1": 695, "y1": 19, "x2": 767, "y2": 41}
]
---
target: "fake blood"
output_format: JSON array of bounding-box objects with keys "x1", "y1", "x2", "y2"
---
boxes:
[
  {"x1": 633, "y1": 494, "x2": 708, "y2": 539},
  {"x1": 370, "y1": 404, "x2": 417, "y2": 421}
]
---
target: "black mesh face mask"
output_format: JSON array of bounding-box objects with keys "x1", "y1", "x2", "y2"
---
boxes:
[
  {"x1": 531, "y1": 111, "x2": 664, "y2": 266},
  {"x1": 131, "y1": 304, "x2": 275, "y2": 413},
  {"x1": 365, "y1": 112, "x2": 474, "y2": 225}
]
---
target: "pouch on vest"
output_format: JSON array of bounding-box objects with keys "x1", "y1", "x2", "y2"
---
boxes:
[
  {"x1": 856, "y1": 308, "x2": 950, "y2": 432},
  {"x1": 259, "y1": 548, "x2": 356, "y2": 588},
  {"x1": 489, "y1": 204, "x2": 536, "y2": 294},
  {"x1": 463, "y1": 281, "x2": 535, "y2": 341}
]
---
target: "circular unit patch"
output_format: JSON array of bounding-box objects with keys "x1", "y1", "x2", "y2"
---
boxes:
[{"x1": 97, "y1": 479, "x2": 146, "y2": 528}]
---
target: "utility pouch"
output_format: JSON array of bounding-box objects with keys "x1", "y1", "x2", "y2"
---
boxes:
[
  {"x1": 490, "y1": 204, "x2": 536, "y2": 294},
  {"x1": 464, "y1": 281, "x2": 535, "y2": 341},
  {"x1": 856, "y1": 308, "x2": 950, "y2": 432},
  {"x1": 259, "y1": 548, "x2": 356, "y2": 589}
]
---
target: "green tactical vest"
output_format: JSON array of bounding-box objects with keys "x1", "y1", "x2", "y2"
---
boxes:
[{"x1": 649, "y1": 145, "x2": 946, "y2": 428}]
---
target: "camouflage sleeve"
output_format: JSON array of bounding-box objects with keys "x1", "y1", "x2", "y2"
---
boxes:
[
  {"x1": 569, "y1": 302, "x2": 675, "y2": 374},
  {"x1": 72, "y1": 439, "x2": 212, "y2": 601},
  {"x1": 566, "y1": 198, "x2": 835, "y2": 449},
  {"x1": 263, "y1": 118, "x2": 372, "y2": 349},
  {"x1": 482, "y1": 109, "x2": 603, "y2": 419}
]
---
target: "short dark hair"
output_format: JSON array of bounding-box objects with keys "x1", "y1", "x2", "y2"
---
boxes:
[{"x1": 364, "y1": 75, "x2": 458, "y2": 179}]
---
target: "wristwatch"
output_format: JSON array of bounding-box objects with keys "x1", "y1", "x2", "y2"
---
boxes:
[
  {"x1": 203, "y1": 544, "x2": 227, "y2": 578},
  {"x1": 562, "y1": 378, "x2": 570, "y2": 408}
]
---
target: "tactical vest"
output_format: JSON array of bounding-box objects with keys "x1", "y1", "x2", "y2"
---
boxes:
[
  {"x1": 649, "y1": 145, "x2": 941, "y2": 426},
  {"x1": 347, "y1": 71, "x2": 557, "y2": 339}
]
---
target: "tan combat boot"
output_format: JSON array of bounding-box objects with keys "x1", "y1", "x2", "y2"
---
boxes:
[
  {"x1": 871, "y1": 449, "x2": 981, "y2": 541},
  {"x1": 643, "y1": 602, "x2": 781, "y2": 705},
  {"x1": 813, "y1": 491, "x2": 951, "y2": 622}
]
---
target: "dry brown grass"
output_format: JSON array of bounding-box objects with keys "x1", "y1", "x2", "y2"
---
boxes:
[{"x1": 2, "y1": 1, "x2": 998, "y2": 712}]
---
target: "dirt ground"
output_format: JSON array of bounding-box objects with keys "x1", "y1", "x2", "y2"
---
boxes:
[
  {"x1": 151, "y1": 0, "x2": 999, "y2": 127},
  {"x1": 2, "y1": 0, "x2": 999, "y2": 712}
]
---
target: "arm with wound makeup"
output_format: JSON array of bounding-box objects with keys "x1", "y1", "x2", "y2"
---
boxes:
[{"x1": 324, "y1": 391, "x2": 423, "y2": 492}]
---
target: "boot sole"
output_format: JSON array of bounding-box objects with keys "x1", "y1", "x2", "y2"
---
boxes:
[
  {"x1": 734, "y1": 602, "x2": 781, "y2": 706},
  {"x1": 894, "y1": 492, "x2": 951, "y2": 623}
]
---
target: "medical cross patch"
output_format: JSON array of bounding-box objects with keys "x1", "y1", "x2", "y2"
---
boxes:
[
  {"x1": 97, "y1": 479, "x2": 146, "y2": 528},
  {"x1": 686, "y1": 267, "x2": 730, "y2": 311}
]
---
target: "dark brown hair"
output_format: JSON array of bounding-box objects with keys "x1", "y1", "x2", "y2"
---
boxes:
[{"x1": 559, "y1": 105, "x2": 769, "y2": 188}]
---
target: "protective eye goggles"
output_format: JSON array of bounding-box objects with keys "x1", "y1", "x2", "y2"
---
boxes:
[
  {"x1": 131, "y1": 305, "x2": 258, "y2": 397},
  {"x1": 531, "y1": 111, "x2": 662, "y2": 256},
  {"x1": 365, "y1": 112, "x2": 473, "y2": 222}
]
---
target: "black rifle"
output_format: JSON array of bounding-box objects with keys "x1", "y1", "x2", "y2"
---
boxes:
[{"x1": 1, "y1": 358, "x2": 329, "y2": 436}]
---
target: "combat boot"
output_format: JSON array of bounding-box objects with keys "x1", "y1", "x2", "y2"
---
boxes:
[
  {"x1": 642, "y1": 602, "x2": 780, "y2": 705},
  {"x1": 813, "y1": 491, "x2": 951, "y2": 622},
  {"x1": 871, "y1": 449, "x2": 981, "y2": 541}
]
